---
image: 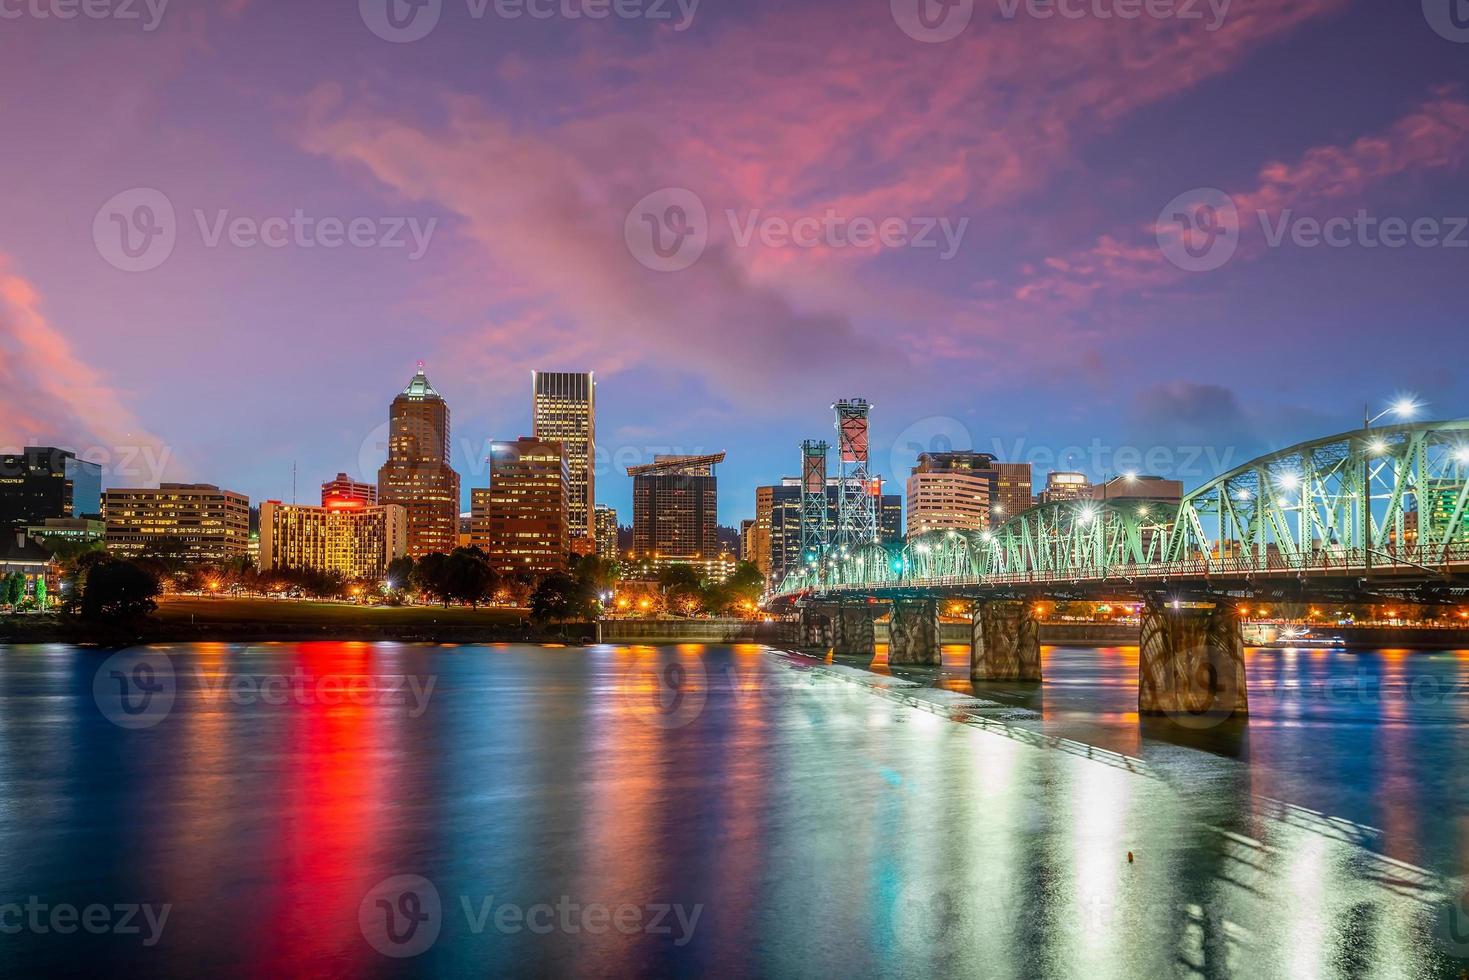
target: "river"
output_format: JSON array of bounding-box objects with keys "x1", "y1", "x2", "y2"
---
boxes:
[{"x1": 0, "y1": 641, "x2": 1465, "y2": 977}]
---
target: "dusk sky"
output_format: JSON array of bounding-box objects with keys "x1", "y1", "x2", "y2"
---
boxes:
[{"x1": 2, "y1": 0, "x2": 1467, "y2": 524}]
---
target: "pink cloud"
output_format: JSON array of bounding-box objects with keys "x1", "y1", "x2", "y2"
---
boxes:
[
  {"x1": 0, "y1": 257, "x2": 171, "y2": 474},
  {"x1": 1015, "y1": 90, "x2": 1469, "y2": 309}
]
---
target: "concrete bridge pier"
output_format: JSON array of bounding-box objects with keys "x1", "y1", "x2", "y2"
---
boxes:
[
  {"x1": 888, "y1": 598, "x2": 941, "y2": 666},
  {"x1": 799, "y1": 606, "x2": 834, "y2": 650},
  {"x1": 970, "y1": 600, "x2": 1041, "y2": 681},
  {"x1": 832, "y1": 603, "x2": 877, "y2": 657},
  {"x1": 1139, "y1": 596, "x2": 1248, "y2": 720}
]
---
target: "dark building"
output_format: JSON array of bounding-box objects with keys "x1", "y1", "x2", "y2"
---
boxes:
[
  {"x1": 0, "y1": 447, "x2": 102, "y2": 530},
  {"x1": 377, "y1": 364, "x2": 461, "y2": 558},
  {"x1": 767, "y1": 477, "x2": 901, "y2": 584},
  {"x1": 629, "y1": 454, "x2": 724, "y2": 559},
  {"x1": 471, "y1": 437, "x2": 570, "y2": 576}
]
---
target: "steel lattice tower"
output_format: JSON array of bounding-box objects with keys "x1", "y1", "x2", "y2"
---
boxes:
[
  {"x1": 800, "y1": 440, "x2": 830, "y2": 570},
  {"x1": 833, "y1": 399, "x2": 879, "y2": 556}
]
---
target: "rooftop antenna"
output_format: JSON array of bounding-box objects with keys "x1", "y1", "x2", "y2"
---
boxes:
[{"x1": 292, "y1": 461, "x2": 297, "y2": 505}]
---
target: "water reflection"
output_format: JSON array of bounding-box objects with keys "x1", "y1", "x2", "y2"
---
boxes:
[{"x1": 0, "y1": 642, "x2": 1464, "y2": 977}]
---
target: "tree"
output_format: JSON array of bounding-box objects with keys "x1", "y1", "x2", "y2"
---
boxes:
[
  {"x1": 385, "y1": 555, "x2": 416, "y2": 592},
  {"x1": 703, "y1": 561, "x2": 764, "y2": 616},
  {"x1": 411, "y1": 552, "x2": 452, "y2": 605},
  {"x1": 530, "y1": 572, "x2": 595, "y2": 623},
  {"x1": 3, "y1": 574, "x2": 22, "y2": 608},
  {"x1": 79, "y1": 560, "x2": 161, "y2": 623},
  {"x1": 442, "y1": 549, "x2": 496, "y2": 608},
  {"x1": 658, "y1": 563, "x2": 704, "y2": 617},
  {"x1": 34, "y1": 576, "x2": 47, "y2": 610}
]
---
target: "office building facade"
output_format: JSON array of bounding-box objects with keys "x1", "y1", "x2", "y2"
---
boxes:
[
  {"x1": 1, "y1": 447, "x2": 102, "y2": 529},
  {"x1": 377, "y1": 365, "x2": 461, "y2": 557},
  {"x1": 322, "y1": 473, "x2": 377, "y2": 506},
  {"x1": 533, "y1": 371, "x2": 595, "y2": 548},
  {"x1": 103, "y1": 484, "x2": 250, "y2": 563},
  {"x1": 259, "y1": 499, "x2": 408, "y2": 579},
  {"x1": 629, "y1": 454, "x2": 723, "y2": 559},
  {"x1": 905, "y1": 452, "x2": 994, "y2": 536},
  {"x1": 1039, "y1": 471, "x2": 1092, "y2": 504},
  {"x1": 594, "y1": 504, "x2": 619, "y2": 560},
  {"x1": 476, "y1": 438, "x2": 570, "y2": 576}
]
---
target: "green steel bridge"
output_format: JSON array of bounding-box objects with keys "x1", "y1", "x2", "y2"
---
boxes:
[
  {"x1": 770, "y1": 420, "x2": 1469, "y2": 720},
  {"x1": 773, "y1": 420, "x2": 1469, "y2": 606}
]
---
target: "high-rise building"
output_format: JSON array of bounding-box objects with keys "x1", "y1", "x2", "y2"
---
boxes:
[
  {"x1": 477, "y1": 437, "x2": 569, "y2": 576},
  {"x1": 259, "y1": 499, "x2": 408, "y2": 580},
  {"x1": 103, "y1": 484, "x2": 250, "y2": 563},
  {"x1": 594, "y1": 504, "x2": 619, "y2": 560},
  {"x1": 765, "y1": 477, "x2": 901, "y2": 584},
  {"x1": 1090, "y1": 474, "x2": 1183, "y2": 504},
  {"x1": 377, "y1": 364, "x2": 461, "y2": 557},
  {"x1": 750, "y1": 485, "x2": 775, "y2": 579},
  {"x1": 905, "y1": 451, "x2": 995, "y2": 536},
  {"x1": 629, "y1": 453, "x2": 723, "y2": 559},
  {"x1": 1039, "y1": 471, "x2": 1092, "y2": 504},
  {"x1": 990, "y1": 461, "x2": 1034, "y2": 525},
  {"x1": 1, "y1": 447, "x2": 102, "y2": 529},
  {"x1": 322, "y1": 473, "x2": 377, "y2": 506},
  {"x1": 533, "y1": 371, "x2": 595, "y2": 548}
]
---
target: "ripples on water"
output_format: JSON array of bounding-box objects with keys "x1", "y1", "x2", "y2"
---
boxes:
[{"x1": 0, "y1": 641, "x2": 1466, "y2": 978}]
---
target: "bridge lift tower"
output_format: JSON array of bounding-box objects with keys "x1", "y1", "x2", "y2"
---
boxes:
[
  {"x1": 833, "y1": 398, "x2": 879, "y2": 557},
  {"x1": 800, "y1": 440, "x2": 830, "y2": 572}
]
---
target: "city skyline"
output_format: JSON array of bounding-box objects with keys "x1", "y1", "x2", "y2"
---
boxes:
[{"x1": 3, "y1": 3, "x2": 1467, "y2": 533}]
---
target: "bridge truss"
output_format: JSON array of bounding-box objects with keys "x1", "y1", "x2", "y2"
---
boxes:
[{"x1": 774, "y1": 420, "x2": 1469, "y2": 600}]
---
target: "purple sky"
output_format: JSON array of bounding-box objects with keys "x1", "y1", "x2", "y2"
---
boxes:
[{"x1": 2, "y1": 0, "x2": 1467, "y2": 524}]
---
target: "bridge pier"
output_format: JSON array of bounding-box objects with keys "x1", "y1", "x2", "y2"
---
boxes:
[
  {"x1": 832, "y1": 603, "x2": 877, "y2": 657},
  {"x1": 888, "y1": 598, "x2": 941, "y2": 666},
  {"x1": 1139, "y1": 596, "x2": 1248, "y2": 720},
  {"x1": 970, "y1": 600, "x2": 1041, "y2": 681},
  {"x1": 799, "y1": 606, "x2": 833, "y2": 650}
]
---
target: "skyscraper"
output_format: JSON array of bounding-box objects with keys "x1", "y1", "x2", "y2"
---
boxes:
[
  {"x1": 533, "y1": 371, "x2": 595, "y2": 549},
  {"x1": 259, "y1": 498, "x2": 407, "y2": 580},
  {"x1": 475, "y1": 437, "x2": 569, "y2": 576},
  {"x1": 377, "y1": 364, "x2": 461, "y2": 557},
  {"x1": 594, "y1": 504, "x2": 619, "y2": 560},
  {"x1": 905, "y1": 451, "x2": 995, "y2": 536},
  {"x1": 629, "y1": 453, "x2": 723, "y2": 559},
  {"x1": 1, "y1": 447, "x2": 102, "y2": 529},
  {"x1": 103, "y1": 484, "x2": 250, "y2": 563}
]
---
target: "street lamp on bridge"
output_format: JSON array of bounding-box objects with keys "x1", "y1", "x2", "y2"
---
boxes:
[{"x1": 1361, "y1": 397, "x2": 1421, "y2": 575}]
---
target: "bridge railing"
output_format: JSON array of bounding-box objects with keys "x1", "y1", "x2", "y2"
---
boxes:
[{"x1": 777, "y1": 541, "x2": 1469, "y2": 597}]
